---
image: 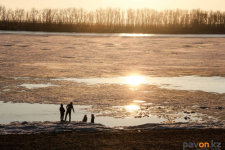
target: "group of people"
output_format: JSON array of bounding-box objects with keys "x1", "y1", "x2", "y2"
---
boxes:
[
  {"x1": 59, "y1": 102, "x2": 95, "y2": 123},
  {"x1": 82, "y1": 114, "x2": 95, "y2": 123}
]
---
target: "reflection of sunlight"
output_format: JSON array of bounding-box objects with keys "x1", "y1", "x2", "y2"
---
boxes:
[
  {"x1": 125, "y1": 76, "x2": 145, "y2": 85},
  {"x1": 133, "y1": 100, "x2": 146, "y2": 103},
  {"x1": 125, "y1": 105, "x2": 140, "y2": 111}
]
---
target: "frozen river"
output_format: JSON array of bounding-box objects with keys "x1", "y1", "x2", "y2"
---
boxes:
[{"x1": 0, "y1": 32, "x2": 225, "y2": 126}]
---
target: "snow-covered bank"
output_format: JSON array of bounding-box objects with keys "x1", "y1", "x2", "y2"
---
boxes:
[{"x1": 1, "y1": 121, "x2": 225, "y2": 134}]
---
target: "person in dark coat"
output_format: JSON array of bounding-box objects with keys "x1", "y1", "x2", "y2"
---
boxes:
[
  {"x1": 65, "y1": 102, "x2": 75, "y2": 122},
  {"x1": 91, "y1": 114, "x2": 95, "y2": 123},
  {"x1": 59, "y1": 104, "x2": 65, "y2": 122},
  {"x1": 82, "y1": 115, "x2": 87, "y2": 122}
]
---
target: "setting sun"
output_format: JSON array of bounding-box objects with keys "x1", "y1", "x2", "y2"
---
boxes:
[{"x1": 125, "y1": 76, "x2": 145, "y2": 85}]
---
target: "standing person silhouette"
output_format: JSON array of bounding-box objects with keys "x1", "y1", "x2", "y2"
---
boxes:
[
  {"x1": 59, "y1": 104, "x2": 65, "y2": 122},
  {"x1": 91, "y1": 114, "x2": 95, "y2": 123},
  {"x1": 65, "y1": 102, "x2": 75, "y2": 122}
]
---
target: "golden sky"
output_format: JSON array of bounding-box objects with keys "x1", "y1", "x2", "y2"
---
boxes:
[{"x1": 1, "y1": 0, "x2": 225, "y2": 11}]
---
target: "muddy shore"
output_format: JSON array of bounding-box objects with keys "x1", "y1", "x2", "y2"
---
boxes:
[{"x1": 1, "y1": 129, "x2": 225, "y2": 150}]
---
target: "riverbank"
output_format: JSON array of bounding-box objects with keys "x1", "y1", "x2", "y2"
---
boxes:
[
  {"x1": 1, "y1": 121, "x2": 225, "y2": 134},
  {"x1": 0, "y1": 26, "x2": 225, "y2": 35},
  {"x1": 0, "y1": 129, "x2": 224, "y2": 150},
  {"x1": 1, "y1": 27, "x2": 225, "y2": 34}
]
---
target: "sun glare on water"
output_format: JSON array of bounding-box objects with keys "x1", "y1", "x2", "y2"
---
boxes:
[
  {"x1": 125, "y1": 76, "x2": 145, "y2": 85},
  {"x1": 125, "y1": 105, "x2": 140, "y2": 111}
]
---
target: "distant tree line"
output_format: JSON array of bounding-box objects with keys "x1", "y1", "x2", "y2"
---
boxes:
[{"x1": 0, "y1": 5, "x2": 225, "y2": 33}]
